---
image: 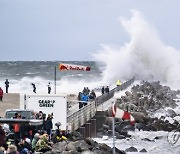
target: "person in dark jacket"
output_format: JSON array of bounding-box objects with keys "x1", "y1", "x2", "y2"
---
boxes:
[
  {"x1": 45, "y1": 114, "x2": 53, "y2": 141},
  {"x1": 78, "y1": 92, "x2": 83, "y2": 109},
  {"x1": 0, "y1": 125, "x2": 5, "y2": 147},
  {"x1": 101, "y1": 86, "x2": 105, "y2": 95},
  {"x1": 5, "y1": 79, "x2": 9, "y2": 93},
  {"x1": 20, "y1": 138, "x2": 34, "y2": 153},
  {"x1": 31, "y1": 83, "x2": 36, "y2": 93},
  {"x1": 105, "y1": 86, "x2": 109, "y2": 94},
  {"x1": 89, "y1": 90, "x2": 96, "y2": 100},
  {"x1": 47, "y1": 82, "x2": 51, "y2": 94}
]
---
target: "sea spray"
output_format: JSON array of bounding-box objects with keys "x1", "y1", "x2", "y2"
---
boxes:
[{"x1": 93, "y1": 10, "x2": 180, "y2": 90}]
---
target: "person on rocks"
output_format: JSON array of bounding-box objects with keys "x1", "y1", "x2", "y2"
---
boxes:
[
  {"x1": 51, "y1": 129, "x2": 67, "y2": 143},
  {"x1": 47, "y1": 82, "x2": 51, "y2": 94},
  {"x1": 101, "y1": 86, "x2": 105, "y2": 95},
  {"x1": 31, "y1": 133, "x2": 40, "y2": 151},
  {"x1": 0, "y1": 87, "x2": 3, "y2": 102},
  {"x1": 5, "y1": 79, "x2": 9, "y2": 93},
  {"x1": 35, "y1": 134, "x2": 52, "y2": 153},
  {"x1": 105, "y1": 86, "x2": 109, "y2": 94},
  {"x1": 31, "y1": 83, "x2": 36, "y2": 94}
]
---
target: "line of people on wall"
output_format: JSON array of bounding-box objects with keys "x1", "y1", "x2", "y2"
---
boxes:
[
  {"x1": 101, "y1": 86, "x2": 110, "y2": 95},
  {"x1": 78, "y1": 87, "x2": 96, "y2": 109}
]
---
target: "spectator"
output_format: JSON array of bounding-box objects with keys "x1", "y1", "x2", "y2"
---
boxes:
[
  {"x1": 35, "y1": 134, "x2": 52, "y2": 153},
  {"x1": 32, "y1": 133, "x2": 40, "y2": 151},
  {"x1": 5, "y1": 79, "x2": 9, "y2": 93},
  {"x1": 0, "y1": 125, "x2": 5, "y2": 147},
  {"x1": 101, "y1": 86, "x2": 105, "y2": 95},
  {"x1": 7, "y1": 144, "x2": 19, "y2": 154},
  {"x1": 78, "y1": 92, "x2": 83, "y2": 109},
  {"x1": 116, "y1": 80, "x2": 122, "y2": 86},
  {"x1": 45, "y1": 114, "x2": 53, "y2": 141},
  {"x1": 105, "y1": 86, "x2": 109, "y2": 94},
  {"x1": 20, "y1": 138, "x2": 34, "y2": 153},
  {"x1": 13, "y1": 113, "x2": 21, "y2": 145},
  {"x1": 47, "y1": 82, "x2": 51, "y2": 94},
  {"x1": 31, "y1": 83, "x2": 36, "y2": 93},
  {"x1": 82, "y1": 94, "x2": 88, "y2": 106},
  {"x1": 0, "y1": 87, "x2": 3, "y2": 101},
  {"x1": 0, "y1": 147, "x2": 5, "y2": 154},
  {"x1": 89, "y1": 90, "x2": 96, "y2": 100}
]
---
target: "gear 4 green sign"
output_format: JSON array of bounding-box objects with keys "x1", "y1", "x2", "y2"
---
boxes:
[{"x1": 39, "y1": 100, "x2": 55, "y2": 107}]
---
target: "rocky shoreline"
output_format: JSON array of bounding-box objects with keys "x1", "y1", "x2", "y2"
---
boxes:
[{"x1": 44, "y1": 80, "x2": 180, "y2": 153}]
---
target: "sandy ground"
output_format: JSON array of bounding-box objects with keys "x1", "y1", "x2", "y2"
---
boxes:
[{"x1": 0, "y1": 93, "x2": 20, "y2": 117}]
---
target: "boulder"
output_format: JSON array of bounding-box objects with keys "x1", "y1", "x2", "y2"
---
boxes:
[{"x1": 125, "y1": 146, "x2": 138, "y2": 152}]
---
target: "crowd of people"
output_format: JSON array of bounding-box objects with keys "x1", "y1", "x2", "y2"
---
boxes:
[
  {"x1": 0, "y1": 111, "x2": 67, "y2": 154},
  {"x1": 77, "y1": 87, "x2": 96, "y2": 109}
]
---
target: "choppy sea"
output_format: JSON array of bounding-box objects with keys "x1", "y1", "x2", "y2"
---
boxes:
[{"x1": 0, "y1": 61, "x2": 105, "y2": 94}]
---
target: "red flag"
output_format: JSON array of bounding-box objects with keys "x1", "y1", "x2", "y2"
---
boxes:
[{"x1": 59, "y1": 63, "x2": 90, "y2": 71}]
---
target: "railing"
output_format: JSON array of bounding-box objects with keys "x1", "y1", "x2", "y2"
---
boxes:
[
  {"x1": 67, "y1": 100, "x2": 96, "y2": 131},
  {"x1": 67, "y1": 76, "x2": 135, "y2": 131},
  {"x1": 95, "y1": 76, "x2": 135, "y2": 107}
]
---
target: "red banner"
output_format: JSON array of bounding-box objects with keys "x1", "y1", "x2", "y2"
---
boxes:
[{"x1": 59, "y1": 63, "x2": 90, "y2": 71}]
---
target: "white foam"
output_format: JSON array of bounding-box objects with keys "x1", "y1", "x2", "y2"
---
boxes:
[{"x1": 93, "y1": 10, "x2": 180, "y2": 90}]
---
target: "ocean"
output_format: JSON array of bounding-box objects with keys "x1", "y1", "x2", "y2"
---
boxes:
[
  {"x1": 0, "y1": 61, "x2": 106, "y2": 94},
  {"x1": 1, "y1": 10, "x2": 180, "y2": 154}
]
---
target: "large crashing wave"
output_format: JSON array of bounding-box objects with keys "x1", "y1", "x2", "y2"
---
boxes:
[{"x1": 93, "y1": 10, "x2": 180, "y2": 89}]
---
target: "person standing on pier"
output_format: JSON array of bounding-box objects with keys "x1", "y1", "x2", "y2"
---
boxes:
[
  {"x1": 48, "y1": 82, "x2": 51, "y2": 94},
  {"x1": 31, "y1": 83, "x2": 36, "y2": 93},
  {"x1": 5, "y1": 79, "x2": 9, "y2": 93},
  {"x1": 101, "y1": 86, "x2": 105, "y2": 95}
]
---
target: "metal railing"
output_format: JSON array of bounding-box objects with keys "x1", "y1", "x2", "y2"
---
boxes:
[
  {"x1": 67, "y1": 100, "x2": 96, "y2": 131},
  {"x1": 67, "y1": 76, "x2": 135, "y2": 131},
  {"x1": 95, "y1": 76, "x2": 135, "y2": 107}
]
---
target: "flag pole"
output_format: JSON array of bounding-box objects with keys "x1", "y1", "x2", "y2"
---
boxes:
[
  {"x1": 112, "y1": 100, "x2": 116, "y2": 154},
  {"x1": 112, "y1": 115, "x2": 115, "y2": 154},
  {"x1": 54, "y1": 66, "x2": 56, "y2": 94}
]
